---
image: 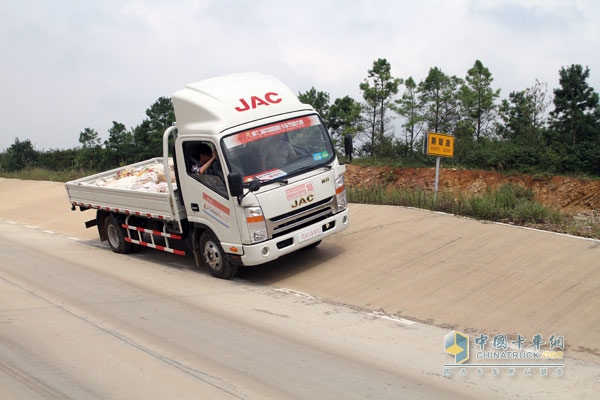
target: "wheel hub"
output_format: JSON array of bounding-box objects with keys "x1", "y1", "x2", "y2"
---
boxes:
[
  {"x1": 107, "y1": 224, "x2": 120, "y2": 248},
  {"x1": 203, "y1": 242, "x2": 222, "y2": 271}
]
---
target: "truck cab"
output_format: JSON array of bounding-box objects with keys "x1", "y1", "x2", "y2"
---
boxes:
[{"x1": 172, "y1": 73, "x2": 349, "y2": 278}]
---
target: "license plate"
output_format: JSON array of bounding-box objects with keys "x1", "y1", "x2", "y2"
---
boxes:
[{"x1": 297, "y1": 225, "x2": 323, "y2": 243}]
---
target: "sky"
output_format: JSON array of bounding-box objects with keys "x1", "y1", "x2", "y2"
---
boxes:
[{"x1": 1, "y1": 0, "x2": 599, "y2": 151}]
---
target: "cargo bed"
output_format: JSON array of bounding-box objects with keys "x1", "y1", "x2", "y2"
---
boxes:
[{"x1": 65, "y1": 158, "x2": 185, "y2": 222}]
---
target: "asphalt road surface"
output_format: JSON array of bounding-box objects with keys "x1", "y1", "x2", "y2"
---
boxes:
[{"x1": 1, "y1": 178, "x2": 599, "y2": 399}]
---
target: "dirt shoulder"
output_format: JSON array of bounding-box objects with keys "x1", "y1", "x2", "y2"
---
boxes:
[
  {"x1": 345, "y1": 164, "x2": 600, "y2": 237},
  {"x1": 345, "y1": 164, "x2": 600, "y2": 211}
]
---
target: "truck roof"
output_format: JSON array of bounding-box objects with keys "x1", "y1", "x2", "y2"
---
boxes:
[{"x1": 172, "y1": 72, "x2": 313, "y2": 135}]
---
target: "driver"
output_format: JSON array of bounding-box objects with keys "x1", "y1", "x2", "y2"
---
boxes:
[{"x1": 258, "y1": 134, "x2": 297, "y2": 171}]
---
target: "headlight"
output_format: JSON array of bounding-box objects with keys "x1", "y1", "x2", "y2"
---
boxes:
[
  {"x1": 335, "y1": 175, "x2": 347, "y2": 211},
  {"x1": 245, "y1": 206, "x2": 268, "y2": 243}
]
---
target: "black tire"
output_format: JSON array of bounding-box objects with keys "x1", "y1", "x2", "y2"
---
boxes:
[
  {"x1": 105, "y1": 215, "x2": 133, "y2": 254},
  {"x1": 199, "y1": 232, "x2": 237, "y2": 279}
]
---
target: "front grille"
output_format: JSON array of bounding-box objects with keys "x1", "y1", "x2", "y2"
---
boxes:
[{"x1": 267, "y1": 196, "x2": 334, "y2": 238}]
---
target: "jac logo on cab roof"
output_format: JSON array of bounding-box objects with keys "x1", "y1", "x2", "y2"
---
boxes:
[{"x1": 235, "y1": 92, "x2": 282, "y2": 112}]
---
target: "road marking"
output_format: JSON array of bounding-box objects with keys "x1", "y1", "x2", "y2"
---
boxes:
[
  {"x1": 275, "y1": 287, "x2": 418, "y2": 325},
  {"x1": 273, "y1": 287, "x2": 316, "y2": 300},
  {"x1": 369, "y1": 311, "x2": 417, "y2": 325}
]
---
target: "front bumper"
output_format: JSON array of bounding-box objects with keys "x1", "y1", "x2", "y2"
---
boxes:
[{"x1": 238, "y1": 209, "x2": 349, "y2": 266}]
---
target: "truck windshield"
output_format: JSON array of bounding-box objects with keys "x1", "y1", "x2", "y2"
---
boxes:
[{"x1": 222, "y1": 115, "x2": 335, "y2": 184}]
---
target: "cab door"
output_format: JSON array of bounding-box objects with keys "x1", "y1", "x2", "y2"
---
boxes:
[{"x1": 177, "y1": 139, "x2": 238, "y2": 244}]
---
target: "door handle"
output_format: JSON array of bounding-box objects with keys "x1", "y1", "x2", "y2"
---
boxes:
[{"x1": 191, "y1": 203, "x2": 199, "y2": 212}]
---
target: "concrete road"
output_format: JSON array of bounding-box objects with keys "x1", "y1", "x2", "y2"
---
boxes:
[
  {"x1": 249, "y1": 203, "x2": 600, "y2": 352},
  {"x1": 1, "y1": 178, "x2": 599, "y2": 398},
  {"x1": 2, "y1": 222, "x2": 470, "y2": 399}
]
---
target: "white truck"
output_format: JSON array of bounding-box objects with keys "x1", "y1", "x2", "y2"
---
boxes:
[{"x1": 65, "y1": 72, "x2": 350, "y2": 279}]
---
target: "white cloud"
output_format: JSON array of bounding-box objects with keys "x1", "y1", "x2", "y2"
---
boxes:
[{"x1": 1, "y1": 0, "x2": 598, "y2": 150}]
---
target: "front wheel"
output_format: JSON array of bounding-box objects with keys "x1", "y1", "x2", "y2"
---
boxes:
[
  {"x1": 199, "y1": 232, "x2": 238, "y2": 279},
  {"x1": 105, "y1": 215, "x2": 133, "y2": 254}
]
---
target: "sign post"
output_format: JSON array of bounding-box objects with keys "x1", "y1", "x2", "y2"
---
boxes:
[
  {"x1": 426, "y1": 132, "x2": 455, "y2": 200},
  {"x1": 434, "y1": 156, "x2": 441, "y2": 197}
]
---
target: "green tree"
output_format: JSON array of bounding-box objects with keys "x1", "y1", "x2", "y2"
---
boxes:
[
  {"x1": 419, "y1": 67, "x2": 463, "y2": 136},
  {"x1": 76, "y1": 128, "x2": 103, "y2": 169},
  {"x1": 550, "y1": 64, "x2": 599, "y2": 146},
  {"x1": 0, "y1": 138, "x2": 38, "y2": 172},
  {"x1": 546, "y1": 64, "x2": 600, "y2": 173},
  {"x1": 104, "y1": 121, "x2": 135, "y2": 167},
  {"x1": 359, "y1": 58, "x2": 401, "y2": 157},
  {"x1": 459, "y1": 60, "x2": 500, "y2": 140},
  {"x1": 497, "y1": 80, "x2": 550, "y2": 149},
  {"x1": 134, "y1": 97, "x2": 175, "y2": 160},
  {"x1": 327, "y1": 95, "x2": 363, "y2": 154},
  {"x1": 298, "y1": 87, "x2": 330, "y2": 118},
  {"x1": 38, "y1": 148, "x2": 78, "y2": 171},
  {"x1": 392, "y1": 76, "x2": 424, "y2": 154},
  {"x1": 78, "y1": 127, "x2": 101, "y2": 148},
  {"x1": 528, "y1": 80, "x2": 552, "y2": 137}
]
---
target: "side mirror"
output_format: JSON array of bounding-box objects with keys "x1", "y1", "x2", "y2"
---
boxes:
[
  {"x1": 344, "y1": 134, "x2": 353, "y2": 163},
  {"x1": 227, "y1": 172, "x2": 244, "y2": 198},
  {"x1": 228, "y1": 172, "x2": 261, "y2": 204}
]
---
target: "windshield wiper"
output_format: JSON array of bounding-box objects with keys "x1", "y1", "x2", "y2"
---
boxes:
[
  {"x1": 269, "y1": 176, "x2": 289, "y2": 185},
  {"x1": 254, "y1": 175, "x2": 289, "y2": 186},
  {"x1": 289, "y1": 163, "x2": 332, "y2": 176},
  {"x1": 261, "y1": 164, "x2": 331, "y2": 186}
]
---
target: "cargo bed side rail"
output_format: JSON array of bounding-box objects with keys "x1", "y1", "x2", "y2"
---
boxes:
[{"x1": 162, "y1": 125, "x2": 184, "y2": 235}]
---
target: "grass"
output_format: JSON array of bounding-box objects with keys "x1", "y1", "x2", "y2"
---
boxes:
[
  {"x1": 0, "y1": 167, "x2": 93, "y2": 182},
  {"x1": 348, "y1": 182, "x2": 600, "y2": 240}
]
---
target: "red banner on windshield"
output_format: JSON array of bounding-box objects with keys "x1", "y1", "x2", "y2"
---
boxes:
[{"x1": 224, "y1": 115, "x2": 319, "y2": 148}]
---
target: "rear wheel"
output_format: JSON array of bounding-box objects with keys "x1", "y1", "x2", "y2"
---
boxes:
[
  {"x1": 105, "y1": 215, "x2": 133, "y2": 254},
  {"x1": 199, "y1": 232, "x2": 237, "y2": 279}
]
